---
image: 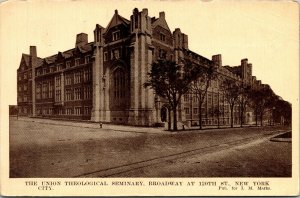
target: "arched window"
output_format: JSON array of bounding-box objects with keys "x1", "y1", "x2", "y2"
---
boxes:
[{"x1": 113, "y1": 68, "x2": 126, "y2": 102}]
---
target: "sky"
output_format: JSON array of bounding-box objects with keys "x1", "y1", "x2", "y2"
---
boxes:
[{"x1": 0, "y1": 0, "x2": 298, "y2": 106}]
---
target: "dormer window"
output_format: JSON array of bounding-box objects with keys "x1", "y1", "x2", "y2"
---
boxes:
[
  {"x1": 57, "y1": 63, "x2": 63, "y2": 71},
  {"x1": 112, "y1": 30, "x2": 120, "y2": 41},
  {"x1": 104, "y1": 52, "x2": 108, "y2": 61},
  {"x1": 66, "y1": 61, "x2": 71, "y2": 68},
  {"x1": 159, "y1": 49, "x2": 167, "y2": 59},
  {"x1": 112, "y1": 49, "x2": 120, "y2": 60},
  {"x1": 75, "y1": 58, "x2": 80, "y2": 66},
  {"x1": 85, "y1": 56, "x2": 90, "y2": 64},
  {"x1": 160, "y1": 33, "x2": 166, "y2": 42},
  {"x1": 43, "y1": 68, "x2": 47, "y2": 74}
]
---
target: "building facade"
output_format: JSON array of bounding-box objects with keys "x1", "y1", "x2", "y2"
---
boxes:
[{"x1": 17, "y1": 8, "x2": 265, "y2": 127}]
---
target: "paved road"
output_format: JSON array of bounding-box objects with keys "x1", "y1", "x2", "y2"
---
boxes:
[{"x1": 9, "y1": 117, "x2": 291, "y2": 177}]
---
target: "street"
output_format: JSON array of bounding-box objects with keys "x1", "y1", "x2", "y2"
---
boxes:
[{"x1": 9, "y1": 117, "x2": 291, "y2": 177}]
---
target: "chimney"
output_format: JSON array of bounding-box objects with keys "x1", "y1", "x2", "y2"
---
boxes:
[
  {"x1": 212, "y1": 54, "x2": 222, "y2": 67},
  {"x1": 30, "y1": 46, "x2": 37, "y2": 57},
  {"x1": 142, "y1": 8, "x2": 148, "y2": 15},
  {"x1": 183, "y1": 34, "x2": 188, "y2": 49},
  {"x1": 76, "y1": 33, "x2": 88, "y2": 48},
  {"x1": 241, "y1": 58, "x2": 248, "y2": 66},
  {"x1": 159, "y1": 11, "x2": 165, "y2": 19}
]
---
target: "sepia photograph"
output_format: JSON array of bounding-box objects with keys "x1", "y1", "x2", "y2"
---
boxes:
[{"x1": 0, "y1": 0, "x2": 299, "y2": 196}]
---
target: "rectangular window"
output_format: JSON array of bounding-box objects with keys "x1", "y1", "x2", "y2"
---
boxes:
[
  {"x1": 65, "y1": 88, "x2": 72, "y2": 101},
  {"x1": 74, "y1": 107, "x2": 82, "y2": 115},
  {"x1": 111, "y1": 49, "x2": 120, "y2": 60},
  {"x1": 58, "y1": 108, "x2": 63, "y2": 115},
  {"x1": 74, "y1": 71, "x2": 82, "y2": 84},
  {"x1": 104, "y1": 52, "x2": 108, "y2": 61},
  {"x1": 112, "y1": 30, "x2": 120, "y2": 41},
  {"x1": 66, "y1": 108, "x2": 73, "y2": 115},
  {"x1": 36, "y1": 84, "x2": 41, "y2": 99},
  {"x1": 84, "y1": 106, "x2": 92, "y2": 115},
  {"x1": 83, "y1": 68, "x2": 92, "y2": 82},
  {"x1": 37, "y1": 108, "x2": 41, "y2": 115},
  {"x1": 24, "y1": 72, "x2": 27, "y2": 80},
  {"x1": 43, "y1": 68, "x2": 47, "y2": 74},
  {"x1": 74, "y1": 87, "x2": 82, "y2": 100},
  {"x1": 42, "y1": 83, "x2": 48, "y2": 99},
  {"x1": 193, "y1": 108, "x2": 198, "y2": 114},
  {"x1": 37, "y1": 69, "x2": 42, "y2": 76},
  {"x1": 159, "y1": 49, "x2": 166, "y2": 59},
  {"x1": 184, "y1": 94, "x2": 189, "y2": 102},
  {"x1": 85, "y1": 56, "x2": 90, "y2": 64},
  {"x1": 29, "y1": 72, "x2": 32, "y2": 78},
  {"x1": 65, "y1": 74, "x2": 72, "y2": 85},
  {"x1": 83, "y1": 86, "x2": 92, "y2": 99},
  {"x1": 185, "y1": 108, "x2": 190, "y2": 115},
  {"x1": 50, "y1": 66, "x2": 55, "y2": 73},
  {"x1": 75, "y1": 58, "x2": 80, "y2": 66},
  {"x1": 18, "y1": 74, "x2": 22, "y2": 81},
  {"x1": 55, "y1": 76, "x2": 61, "y2": 87},
  {"x1": 49, "y1": 83, "x2": 53, "y2": 98},
  {"x1": 160, "y1": 33, "x2": 166, "y2": 42},
  {"x1": 24, "y1": 84, "x2": 27, "y2": 91},
  {"x1": 193, "y1": 96, "x2": 198, "y2": 102},
  {"x1": 66, "y1": 61, "x2": 71, "y2": 68},
  {"x1": 55, "y1": 90, "x2": 61, "y2": 101},
  {"x1": 57, "y1": 64, "x2": 63, "y2": 71}
]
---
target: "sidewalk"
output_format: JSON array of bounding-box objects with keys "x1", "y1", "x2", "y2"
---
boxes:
[
  {"x1": 15, "y1": 116, "x2": 166, "y2": 134},
  {"x1": 14, "y1": 116, "x2": 284, "y2": 134}
]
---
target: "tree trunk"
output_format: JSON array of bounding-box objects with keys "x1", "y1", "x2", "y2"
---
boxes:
[
  {"x1": 260, "y1": 111, "x2": 263, "y2": 126},
  {"x1": 173, "y1": 107, "x2": 178, "y2": 131},
  {"x1": 168, "y1": 108, "x2": 171, "y2": 131},
  {"x1": 230, "y1": 105, "x2": 234, "y2": 128},
  {"x1": 255, "y1": 109, "x2": 258, "y2": 126},
  {"x1": 240, "y1": 105, "x2": 243, "y2": 128},
  {"x1": 199, "y1": 102, "x2": 202, "y2": 130},
  {"x1": 217, "y1": 110, "x2": 220, "y2": 129}
]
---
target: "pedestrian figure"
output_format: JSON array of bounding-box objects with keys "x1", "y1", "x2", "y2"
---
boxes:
[
  {"x1": 182, "y1": 124, "x2": 185, "y2": 130},
  {"x1": 99, "y1": 122, "x2": 102, "y2": 128}
]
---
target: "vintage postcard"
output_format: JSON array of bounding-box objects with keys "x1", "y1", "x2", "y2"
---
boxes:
[{"x1": 0, "y1": 0, "x2": 299, "y2": 196}]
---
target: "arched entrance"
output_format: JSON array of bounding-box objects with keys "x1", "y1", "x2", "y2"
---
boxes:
[
  {"x1": 161, "y1": 106, "x2": 167, "y2": 122},
  {"x1": 160, "y1": 105, "x2": 171, "y2": 130}
]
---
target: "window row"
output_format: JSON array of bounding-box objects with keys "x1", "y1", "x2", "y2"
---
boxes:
[
  {"x1": 18, "y1": 71, "x2": 32, "y2": 81},
  {"x1": 63, "y1": 86, "x2": 92, "y2": 101},
  {"x1": 18, "y1": 95, "x2": 29, "y2": 102},
  {"x1": 36, "y1": 82, "x2": 54, "y2": 99},
  {"x1": 18, "y1": 84, "x2": 29, "y2": 92},
  {"x1": 36, "y1": 106, "x2": 92, "y2": 116},
  {"x1": 36, "y1": 56, "x2": 90, "y2": 76},
  {"x1": 104, "y1": 49, "x2": 121, "y2": 61}
]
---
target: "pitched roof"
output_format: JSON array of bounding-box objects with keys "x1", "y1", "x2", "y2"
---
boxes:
[
  {"x1": 151, "y1": 16, "x2": 171, "y2": 32},
  {"x1": 36, "y1": 42, "x2": 94, "y2": 68},
  {"x1": 104, "y1": 10, "x2": 130, "y2": 33},
  {"x1": 21, "y1": 54, "x2": 31, "y2": 66}
]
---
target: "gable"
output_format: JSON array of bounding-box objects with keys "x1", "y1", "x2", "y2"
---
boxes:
[
  {"x1": 152, "y1": 17, "x2": 171, "y2": 33},
  {"x1": 104, "y1": 10, "x2": 130, "y2": 34},
  {"x1": 18, "y1": 54, "x2": 30, "y2": 71}
]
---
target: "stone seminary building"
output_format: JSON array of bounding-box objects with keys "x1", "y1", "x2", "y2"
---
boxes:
[{"x1": 17, "y1": 8, "x2": 267, "y2": 127}]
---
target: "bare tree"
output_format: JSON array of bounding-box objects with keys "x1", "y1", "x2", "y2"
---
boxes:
[
  {"x1": 249, "y1": 86, "x2": 276, "y2": 126},
  {"x1": 237, "y1": 83, "x2": 251, "y2": 127},
  {"x1": 189, "y1": 63, "x2": 216, "y2": 129},
  {"x1": 145, "y1": 60, "x2": 201, "y2": 131},
  {"x1": 220, "y1": 79, "x2": 241, "y2": 128}
]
